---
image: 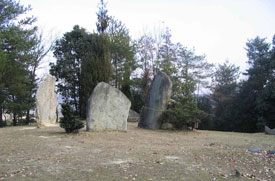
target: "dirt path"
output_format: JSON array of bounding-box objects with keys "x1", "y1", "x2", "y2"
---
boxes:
[{"x1": 0, "y1": 123, "x2": 274, "y2": 180}]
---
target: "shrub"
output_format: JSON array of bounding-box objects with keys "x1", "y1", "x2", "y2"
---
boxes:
[
  {"x1": 0, "y1": 121, "x2": 6, "y2": 128},
  {"x1": 60, "y1": 103, "x2": 84, "y2": 133},
  {"x1": 160, "y1": 96, "x2": 205, "y2": 129}
]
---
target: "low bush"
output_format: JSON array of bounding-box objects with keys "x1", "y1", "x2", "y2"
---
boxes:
[
  {"x1": 60, "y1": 103, "x2": 84, "y2": 133},
  {"x1": 160, "y1": 96, "x2": 205, "y2": 129}
]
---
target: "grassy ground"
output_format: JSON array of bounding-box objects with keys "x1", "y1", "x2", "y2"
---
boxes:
[{"x1": 0, "y1": 122, "x2": 274, "y2": 181}]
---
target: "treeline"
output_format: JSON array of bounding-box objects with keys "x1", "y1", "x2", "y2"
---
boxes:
[
  {"x1": 1, "y1": 0, "x2": 274, "y2": 133},
  {"x1": 200, "y1": 37, "x2": 275, "y2": 132}
]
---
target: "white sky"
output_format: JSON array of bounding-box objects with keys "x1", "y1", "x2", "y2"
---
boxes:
[{"x1": 20, "y1": 0, "x2": 275, "y2": 76}]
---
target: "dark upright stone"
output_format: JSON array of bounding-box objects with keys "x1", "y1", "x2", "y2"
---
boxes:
[{"x1": 138, "y1": 71, "x2": 172, "y2": 129}]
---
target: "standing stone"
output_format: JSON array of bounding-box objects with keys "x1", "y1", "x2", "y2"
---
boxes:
[
  {"x1": 86, "y1": 82, "x2": 131, "y2": 131},
  {"x1": 36, "y1": 76, "x2": 57, "y2": 127},
  {"x1": 138, "y1": 71, "x2": 172, "y2": 129}
]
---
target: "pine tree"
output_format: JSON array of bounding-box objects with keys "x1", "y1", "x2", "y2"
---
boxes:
[
  {"x1": 212, "y1": 61, "x2": 239, "y2": 131},
  {"x1": 176, "y1": 45, "x2": 213, "y2": 97},
  {"x1": 234, "y1": 36, "x2": 275, "y2": 131},
  {"x1": 96, "y1": 0, "x2": 110, "y2": 34},
  {"x1": 50, "y1": 25, "x2": 91, "y2": 118},
  {"x1": 159, "y1": 28, "x2": 177, "y2": 79},
  {"x1": 0, "y1": 0, "x2": 41, "y2": 125},
  {"x1": 108, "y1": 18, "x2": 135, "y2": 87},
  {"x1": 91, "y1": 0, "x2": 112, "y2": 87}
]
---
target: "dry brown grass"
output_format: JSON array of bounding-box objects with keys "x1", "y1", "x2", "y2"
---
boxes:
[{"x1": 0, "y1": 122, "x2": 274, "y2": 180}]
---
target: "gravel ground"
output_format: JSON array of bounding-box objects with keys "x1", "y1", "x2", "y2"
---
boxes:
[{"x1": 0, "y1": 122, "x2": 274, "y2": 181}]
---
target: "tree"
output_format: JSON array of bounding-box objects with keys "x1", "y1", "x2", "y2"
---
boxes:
[
  {"x1": 159, "y1": 28, "x2": 177, "y2": 79},
  {"x1": 176, "y1": 45, "x2": 213, "y2": 98},
  {"x1": 0, "y1": 0, "x2": 42, "y2": 126},
  {"x1": 153, "y1": 28, "x2": 212, "y2": 129},
  {"x1": 107, "y1": 17, "x2": 136, "y2": 92},
  {"x1": 0, "y1": 50, "x2": 7, "y2": 126},
  {"x1": 94, "y1": 0, "x2": 112, "y2": 83},
  {"x1": 50, "y1": 25, "x2": 91, "y2": 118},
  {"x1": 212, "y1": 61, "x2": 239, "y2": 131},
  {"x1": 197, "y1": 95, "x2": 214, "y2": 130},
  {"x1": 51, "y1": 1, "x2": 137, "y2": 118},
  {"x1": 25, "y1": 34, "x2": 54, "y2": 123},
  {"x1": 234, "y1": 36, "x2": 275, "y2": 132},
  {"x1": 161, "y1": 95, "x2": 205, "y2": 129},
  {"x1": 96, "y1": 0, "x2": 110, "y2": 34},
  {"x1": 262, "y1": 35, "x2": 275, "y2": 129},
  {"x1": 135, "y1": 34, "x2": 156, "y2": 98},
  {"x1": 135, "y1": 25, "x2": 166, "y2": 99}
]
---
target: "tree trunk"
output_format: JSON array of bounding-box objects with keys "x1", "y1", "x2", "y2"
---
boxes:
[
  {"x1": 115, "y1": 59, "x2": 118, "y2": 88},
  {"x1": 13, "y1": 113, "x2": 17, "y2": 126},
  {"x1": 0, "y1": 106, "x2": 3, "y2": 126},
  {"x1": 26, "y1": 109, "x2": 30, "y2": 124}
]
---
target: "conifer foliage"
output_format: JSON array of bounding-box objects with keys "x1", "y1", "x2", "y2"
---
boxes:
[
  {"x1": 0, "y1": 0, "x2": 45, "y2": 126},
  {"x1": 59, "y1": 103, "x2": 84, "y2": 133}
]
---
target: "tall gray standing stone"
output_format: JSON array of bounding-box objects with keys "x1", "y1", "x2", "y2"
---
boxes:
[
  {"x1": 138, "y1": 71, "x2": 172, "y2": 129},
  {"x1": 36, "y1": 76, "x2": 57, "y2": 127},
  {"x1": 86, "y1": 82, "x2": 131, "y2": 131}
]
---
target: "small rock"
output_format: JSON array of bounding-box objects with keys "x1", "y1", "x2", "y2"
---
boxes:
[{"x1": 248, "y1": 148, "x2": 264, "y2": 153}]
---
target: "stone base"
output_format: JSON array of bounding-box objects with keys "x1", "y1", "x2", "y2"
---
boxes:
[{"x1": 37, "y1": 121, "x2": 58, "y2": 128}]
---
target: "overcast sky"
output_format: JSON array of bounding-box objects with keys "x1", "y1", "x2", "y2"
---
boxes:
[{"x1": 20, "y1": 0, "x2": 275, "y2": 76}]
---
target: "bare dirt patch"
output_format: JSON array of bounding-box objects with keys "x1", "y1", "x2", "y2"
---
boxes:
[{"x1": 0, "y1": 123, "x2": 274, "y2": 180}]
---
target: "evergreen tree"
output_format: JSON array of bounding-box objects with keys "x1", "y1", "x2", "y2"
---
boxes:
[
  {"x1": 107, "y1": 17, "x2": 136, "y2": 92},
  {"x1": 94, "y1": 0, "x2": 111, "y2": 84},
  {"x1": 197, "y1": 95, "x2": 214, "y2": 130},
  {"x1": 161, "y1": 95, "x2": 205, "y2": 129},
  {"x1": 96, "y1": 0, "x2": 110, "y2": 34},
  {"x1": 212, "y1": 61, "x2": 239, "y2": 131},
  {"x1": 176, "y1": 44, "x2": 213, "y2": 97},
  {"x1": 234, "y1": 36, "x2": 275, "y2": 131},
  {"x1": 159, "y1": 28, "x2": 177, "y2": 79},
  {"x1": 0, "y1": 0, "x2": 41, "y2": 126},
  {"x1": 0, "y1": 50, "x2": 7, "y2": 126},
  {"x1": 51, "y1": 1, "x2": 135, "y2": 118},
  {"x1": 263, "y1": 35, "x2": 275, "y2": 128},
  {"x1": 50, "y1": 25, "x2": 91, "y2": 117},
  {"x1": 156, "y1": 30, "x2": 211, "y2": 129}
]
